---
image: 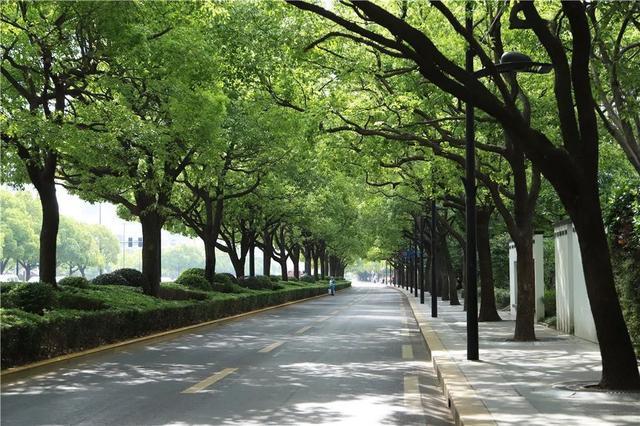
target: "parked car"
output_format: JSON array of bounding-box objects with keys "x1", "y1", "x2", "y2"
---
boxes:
[{"x1": 0, "y1": 274, "x2": 20, "y2": 282}]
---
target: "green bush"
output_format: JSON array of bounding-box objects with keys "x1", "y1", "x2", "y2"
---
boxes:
[
  {"x1": 112, "y1": 268, "x2": 147, "y2": 288},
  {"x1": 300, "y1": 275, "x2": 316, "y2": 283},
  {"x1": 0, "y1": 293, "x2": 15, "y2": 308},
  {"x1": 211, "y1": 282, "x2": 244, "y2": 293},
  {"x1": 269, "y1": 275, "x2": 281, "y2": 283},
  {"x1": 272, "y1": 283, "x2": 285, "y2": 290},
  {"x1": 92, "y1": 272, "x2": 130, "y2": 286},
  {"x1": 8, "y1": 283, "x2": 56, "y2": 314},
  {"x1": 58, "y1": 276, "x2": 90, "y2": 289},
  {"x1": 543, "y1": 289, "x2": 556, "y2": 318},
  {"x1": 0, "y1": 282, "x2": 19, "y2": 294},
  {"x1": 57, "y1": 292, "x2": 107, "y2": 311},
  {"x1": 494, "y1": 287, "x2": 510, "y2": 309},
  {"x1": 219, "y1": 272, "x2": 238, "y2": 284},
  {"x1": 175, "y1": 273, "x2": 211, "y2": 291},
  {"x1": 239, "y1": 275, "x2": 273, "y2": 290},
  {"x1": 178, "y1": 268, "x2": 206, "y2": 279},
  {"x1": 214, "y1": 273, "x2": 233, "y2": 285},
  {"x1": 158, "y1": 285, "x2": 208, "y2": 301}
]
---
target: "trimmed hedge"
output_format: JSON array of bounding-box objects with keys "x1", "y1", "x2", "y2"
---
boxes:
[
  {"x1": 211, "y1": 282, "x2": 244, "y2": 294},
  {"x1": 178, "y1": 268, "x2": 206, "y2": 279},
  {"x1": 7, "y1": 283, "x2": 56, "y2": 315},
  {"x1": 112, "y1": 268, "x2": 147, "y2": 288},
  {"x1": 300, "y1": 275, "x2": 316, "y2": 283},
  {"x1": 157, "y1": 285, "x2": 208, "y2": 301},
  {"x1": 239, "y1": 275, "x2": 273, "y2": 290},
  {"x1": 59, "y1": 276, "x2": 90, "y2": 289},
  {"x1": 57, "y1": 291, "x2": 107, "y2": 311},
  {"x1": 217, "y1": 273, "x2": 238, "y2": 284},
  {"x1": 92, "y1": 272, "x2": 129, "y2": 287},
  {"x1": 1, "y1": 281, "x2": 351, "y2": 368},
  {"x1": 175, "y1": 274, "x2": 211, "y2": 291}
]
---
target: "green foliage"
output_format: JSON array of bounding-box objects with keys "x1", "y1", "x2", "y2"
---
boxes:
[
  {"x1": 8, "y1": 283, "x2": 56, "y2": 315},
  {"x1": 211, "y1": 282, "x2": 244, "y2": 294},
  {"x1": 269, "y1": 275, "x2": 281, "y2": 283},
  {"x1": 58, "y1": 276, "x2": 89, "y2": 289},
  {"x1": 157, "y1": 284, "x2": 208, "y2": 301},
  {"x1": 214, "y1": 273, "x2": 238, "y2": 285},
  {"x1": 175, "y1": 273, "x2": 212, "y2": 291},
  {"x1": 543, "y1": 289, "x2": 556, "y2": 318},
  {"x1": 57, "y1": 291, "x2": 107, "y2": 311},
  {"x1": 161, "y1": 244, "x2": 205, "y2": 279},
  {"x1": 239, "y1": 275, "x2": 273, "y2": 290},
  {"x1": 0, "y1": 282, "x2": 19, "y2": 294},
  {"x1": 112, "y1": 268, "x2": 146, "y2": 288},
  {"x1": 92, "y1": 272, "x2": 130, "y2": 287},
  {"x1": 300, "y1": 275, "x2": 316, "y2": 283},
  {"x1": 178, "y1": 268, "x2": 206, "y2": 279},
  {"x1": 494, "y1": 288, "x2": 510, "y2": 310}
]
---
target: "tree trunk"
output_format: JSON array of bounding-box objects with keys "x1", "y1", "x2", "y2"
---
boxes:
[
  {"x1": 140, "y1": 211, "x2": 162, "y2": 296},
  {"x1": 292, "y1": 245, "x2": 300, "y2": 280},
  {"x1": 35, "y1": 177, "x2": 59, "y2": 286},
  {"x1": 249, "y1": 244, "x2": 255, "y2": 277},
  {"x1": 204, "y1": 238, "x2": 216, "y2": 283},
  {"x1": 231, "y1": 256, "x2": 244, "y2": 278},
  {"x1": 304, "y1": 244, "x2": 312, "y2": 275},
  {"x1": 477, "y1": 209, "x2": 501, "y2": 321},
  {"x1": 513, "y1": 235, "x2": 536, "y2": 341},
  {"x1": 79, "y1": 266, "x2": 85, "y2": 278},
  {"x1": 263, "y1": 228, "x2": 272, "y2": 276},
  {"x1": 571, "y1": 191, "x2": 640, "y2": 389},
  {"x1": 313, "y1": 250, "x2": 319, "y2": 280},
  {"x1": 443, "y1": 236, "x2": 460, "y2": 305}
]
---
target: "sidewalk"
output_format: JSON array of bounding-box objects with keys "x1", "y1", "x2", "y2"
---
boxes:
[{"x1": 394, "y1": 286, "x2": 640, "y2": 426}]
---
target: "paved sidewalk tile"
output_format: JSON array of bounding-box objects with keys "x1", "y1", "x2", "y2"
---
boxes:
[{"x1": 394, "y1": 286, "x2": 640, "y2": 426}]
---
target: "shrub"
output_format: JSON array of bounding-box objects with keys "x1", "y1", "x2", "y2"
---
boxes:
[
  {"x1": 92, "y1": 272, "x2": 130, "y2": 286},
  {"x1": 0, "y1": 293, "x2": 15, "y2": 308},
  {"x1": 158, "y1": 286, "x2": 208, "y2": 301},
  {"x1": 214, "y1": 273, "x2": 234, "y2": 285},
  {"x1": 175, "y1": 273, "x2": 211, "y2": 291},
  {"x1": 58, "y1": 292, "x2": 107, "y2": 311},
  {"x1": 8, "y1": 283, "x2": 56, "y2": 314},
  {"x1": 58, "y1": 276, "x2": 90, "y2": 289},
  {"x1": 543, "y1": 289, "x2": 556, "y2": 318},
  {"x1": 178, "y1": 268, "x2": 206, "y2": 279},
  {"x1": 494, "y1": 287, "x2": 510, "y2": 309},
  {"x1": 272, "y1": 283, "x2": 285, "y2": 290},
  {"x1": 0, "y1": 282, "x2": 19, "y2": 294},
  {"x1": 239, "y1": 275, "x2": 273, "y2": 290},
  {"x1": 300, "y1": 275, "x2": 316, "y2": 283},
  {"x1": 211, "y1": 282, "x2": 244, "y2": 293},
  {"x1": 112, "y1": 268, "x2": 146, "y2": 288},
  {"x1": 269, "y1": 275, "x2": 281, "y2": 283},
  {"x1": 218, "y1": 272, "x2": 238, "y2": 284}
]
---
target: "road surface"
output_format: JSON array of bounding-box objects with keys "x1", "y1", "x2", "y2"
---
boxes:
[{"x1": 1, "y1": 282, "x2": 452, "y2": 425}]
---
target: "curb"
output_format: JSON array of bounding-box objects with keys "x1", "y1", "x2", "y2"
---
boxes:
[
  {"x1": 393, "y1": 286, "x2": 496, "y2": 426},
  {"x1": 1, "y1": 287, "x2": 345, "y2": 380}
]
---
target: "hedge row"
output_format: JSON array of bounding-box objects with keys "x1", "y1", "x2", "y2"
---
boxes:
[{"x1": 1, "y1": 281, "x2": 350, "y2": 368}]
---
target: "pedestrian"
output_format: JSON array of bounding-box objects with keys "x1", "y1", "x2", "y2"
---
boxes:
[{"x1": 329, "y1": 277, "x2": 336, "y2": 295}]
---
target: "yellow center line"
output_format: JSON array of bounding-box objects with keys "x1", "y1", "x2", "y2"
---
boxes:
[
  {"x1": 182, "y1": 368, "x2": 237, "y2": 394},
  {"x1": 404, "y1": 375, "x2": 421, "y2": 413},
  {"x1": 295, "y1": 325, "x2": 313, "y2": 335},
  {"x1": 258, "y1": 341, "x2": 284, "y2": 353},
  {"x1": 402, "y1": 344, "x2": 414, "y2": 360}
]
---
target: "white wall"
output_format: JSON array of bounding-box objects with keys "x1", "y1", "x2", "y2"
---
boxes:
[
  {"x1": 554, "y1": 221, "x2": 598, "y2": 343},
  {"x1": 508, "y1": 234, "x2": 544, "y2": 320}
]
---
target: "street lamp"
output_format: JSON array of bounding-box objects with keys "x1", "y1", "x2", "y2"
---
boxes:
[{"x1": 464, "y1": 5, "x2": 552, "y2": 362}]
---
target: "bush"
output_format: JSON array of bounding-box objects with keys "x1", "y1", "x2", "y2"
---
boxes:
[
  {"x1": 300, "y1": 275, "x2": 316, "y2": 283},
  {"x1": 543, "y1": 289, "x2": 556, "y2": 318},
  {"x1": 58, "y1": 292, "x2": 107, "y2": 311},
  {"x1": 158, "y1": 286, "x2": 208, "y2": 301},
  {"x1": 178, "y1": 268, "x2": 206, "y2": 279},
  {"x1": 211, "y1": 282, "x2": 244, "y2": 294},
  {"x1": 8, "y1": 283, "x2": 57, "y2": 315},
  {"x1": 58, "y1": 276, "x2": 90, "y2": 289},
  {"x1": 112, "y1": 268, "x2": 146, "y2": 288},
  {"x1": 272, "y1": 283, "x2": 285, "y2": 290},
  {"x1": 494, "y1": 287, "x2": 510, "y2": 309},
  {"x1": 269, "y1": 275, "x2": 281, "y2": 283},
  {"x1": 239, "y1": 275, "x2": 273, "y2": 290},
  {"x1": 214, "y1": 273, "x2": 234, "y2": 285},
  {"x1": 92, "y1": 272, "x2": 130, "y2": 287},
  {"x1": 175, "y1": 273, "x2": 211, "y2": 291},
  {"x1": 0, "y1": 282, "x2": 19, "y2": 294},
  {"x1": 218, "y1": 272, "x2": 238, "y2": 284}
]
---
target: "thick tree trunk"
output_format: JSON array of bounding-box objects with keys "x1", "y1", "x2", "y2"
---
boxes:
[
  {"x1": 263, "y1": 228, "x2": 272, "y2": 276},
  {"x1": 291, "y1": 245, "x2": 300, "y2": 280},
  {"x1": 249, "y1": 244, "x2": 255, "y2": 277},
  {"x1": 35, "y1": 177, "x2": 59, "y2": 286},
  {"x1": 570, "y1": 191, "x2": 640, "y2": 389},
  {"x1": 140, "y1": 211, "x2": 162, "y2": 296},
  {"x1": 477, "y1": 209, "x2": 501, "y2": 321},
  {"x1": 513, "y1": 235, "x2": 536, "y2": 341},
  {"x1": 313, "y1": 251, "x2": 319, "y2": 280},
  {"x1": 231, "y1": 256, "x2": 244, "y2": 278},
  {"x1": 204, "y1": 239, "x2": 216, "y2": 283},
  {"x1": 443, "y1": 237, "x2": 460, "y2": 305}
]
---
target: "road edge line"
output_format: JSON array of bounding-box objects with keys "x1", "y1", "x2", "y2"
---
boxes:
[
  {"x1": 1, "y1": 289, "x2": 344, "y2": 379},
  {"x1": 391, "y1": 286, "x2": 496, "y2": 426}
]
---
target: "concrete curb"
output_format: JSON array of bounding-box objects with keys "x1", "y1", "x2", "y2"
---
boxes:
[
  {"x1": 1, "y1": 287, "x2": 346, "y2": 379},
  {"x1": 394, "y1": 287, "x2": 496, "y2": 426}
]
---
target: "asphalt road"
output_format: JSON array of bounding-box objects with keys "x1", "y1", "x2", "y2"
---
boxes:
[{"x1": 1, "y1": 282, "x2": 452, "y2": 425}]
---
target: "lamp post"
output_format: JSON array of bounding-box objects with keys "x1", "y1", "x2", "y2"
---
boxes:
[{"x1": 464, "y1": 5, "x2": 552, "y2": 360}]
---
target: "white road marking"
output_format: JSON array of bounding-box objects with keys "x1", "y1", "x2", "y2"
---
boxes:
[
  {"x1": 182, "y1": 368, "x2": 237, "y2": 394},
  {"x1": 404, "y1": 375, "x2": 421, "y2": 413},
  {"x1": 402, "y1": 344, "x2": 414, "y2": 360},
  {"x1": 295, "y1": 325, "x2": 312, "y2": 335},
  {"x1": 258, "y1": 341, "x2": 284, "y2": 353}
]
